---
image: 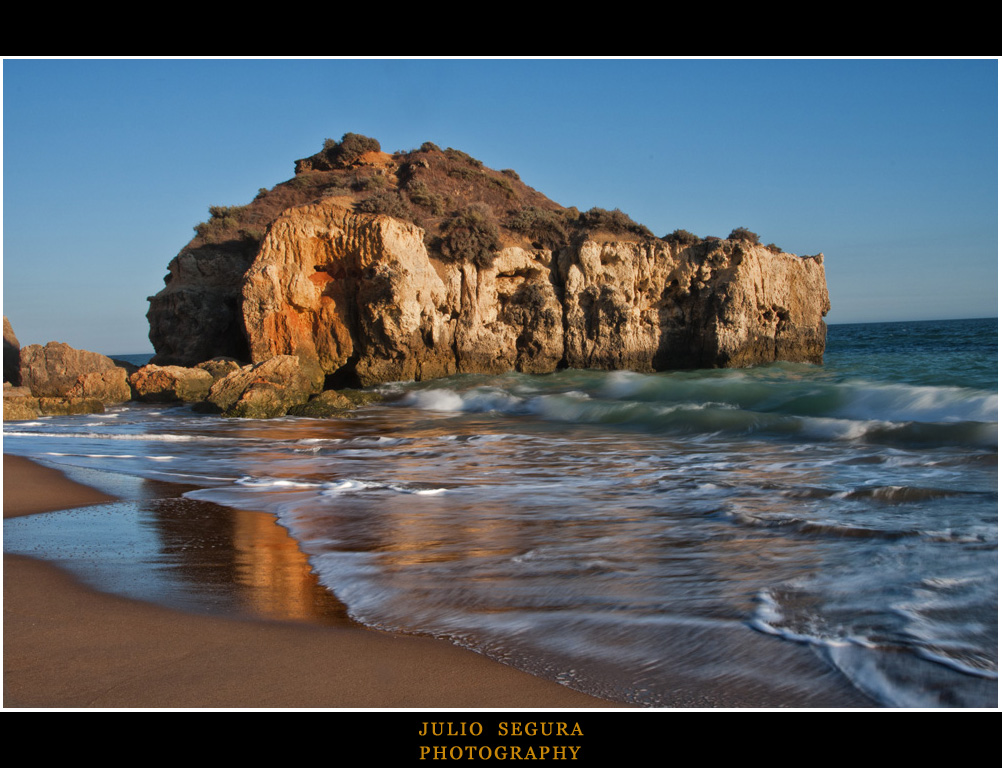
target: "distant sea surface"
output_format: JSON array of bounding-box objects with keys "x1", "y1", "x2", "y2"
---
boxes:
[{"x1": 5, "y1": 318, "x2": 997, "y2": 707}]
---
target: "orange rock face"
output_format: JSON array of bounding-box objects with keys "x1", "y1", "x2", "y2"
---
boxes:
[{"x1": 239, "y1": 201, "x2": 571, "y2": 386}]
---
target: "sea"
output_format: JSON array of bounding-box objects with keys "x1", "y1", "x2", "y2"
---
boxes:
[{"x1": 3, "y1": 317, "x2": 997, "y2": 708}]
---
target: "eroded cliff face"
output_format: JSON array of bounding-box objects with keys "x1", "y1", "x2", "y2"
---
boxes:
[
  {"x1": 560, "y1": 237, "x2": 829, "y2": 371},
  {"x1": 240, "y1": 202, "x2": 455, "y2": 386},
  {"x1": 237, "y1": 200, "x2": 569, "y2": 386},
  {"x1": 149, "y1": 199, "x2": 829, "y2": 385}
]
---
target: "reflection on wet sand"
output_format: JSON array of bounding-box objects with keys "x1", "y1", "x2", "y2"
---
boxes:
[
  {"x1": 4, "y1": 468, "x2": 351, "y2": 627},
  {"x1": 228, "y1": 503, "x2": 351, "y2": 623}
]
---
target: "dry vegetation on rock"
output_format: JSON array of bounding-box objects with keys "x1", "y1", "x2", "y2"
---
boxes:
[
  {"x1": 181, "y1": 133, "x2": 790, "y2": 273},
  {"x1": 183, "y1": 133, "x2": 679, "y2": 269}
]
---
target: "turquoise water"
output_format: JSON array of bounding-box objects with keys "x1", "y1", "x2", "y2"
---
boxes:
[{"x1": 4, "y1": 318, "x2": 997, "y2": 707}]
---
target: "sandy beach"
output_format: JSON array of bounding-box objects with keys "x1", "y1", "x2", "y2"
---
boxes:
[{"x1": 3, "y1": 454, "x2": 619, "y2": 708}]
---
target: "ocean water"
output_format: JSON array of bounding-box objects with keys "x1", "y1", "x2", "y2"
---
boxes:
[{"x1": 4, "y1": 318, "x2": 997, "y2": 707}]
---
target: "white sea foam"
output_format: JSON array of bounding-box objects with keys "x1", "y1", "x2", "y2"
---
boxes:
[
  {"x1": 400, "y1": 389, "x2": 466, "y2": 411},
  {"x1": 798, "y1": 416, "x2": 890, "y2": 442},
  {"x1": 235, "y1": 476, "x2": 321, "y2": 489},
  {"x1": 44, "y1": 451, "x2": 174, "y2": 461},
  {"x1": 5, "y1": 430, "x2": 242, "y2": 443},
  {"x1": 319, "y1": 478, "x2": 450, "y2": 496},
  {"x1": 836, "y1": 381, "x2": 998, "y2": 423},
  {"x1": 750, "y1": 589, "x2": 870, "y2": 650},
  {"x1": 321, "y1": 479, "x2": 387, "y2": 495}
]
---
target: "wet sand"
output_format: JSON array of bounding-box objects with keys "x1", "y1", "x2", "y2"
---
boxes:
[
  {"x1": 3, "y1": 454, "x2": 619, "y2": 708},
  {"x1": 3, "y1": 454, "x2": 877, "y2": 709}
]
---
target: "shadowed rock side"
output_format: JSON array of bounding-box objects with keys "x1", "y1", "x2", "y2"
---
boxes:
[
  {"x1": 229, "y1": 200, "x2": 828, "y2": 385},
  {"x1": 4, "y1": 316, "x2": 21, "y2": 385},
  {"x1": 147, "y1": 242, "x2": 257, "y2": 365}
]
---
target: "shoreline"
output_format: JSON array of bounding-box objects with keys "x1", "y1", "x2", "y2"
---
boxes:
[
  {"x1": 3, "y1": 454, "x2": 620, "y2": 708},
  {"x1": 3, "y1": 453, "x2": 882, "y2": 709}
]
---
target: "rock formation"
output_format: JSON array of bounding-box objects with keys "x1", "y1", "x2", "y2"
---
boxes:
[
  {"x1": 287, "y1": 389, "x2": 355, "y2": 418},
  {"x1": 196, "y1": 357, "x2": 242, "y2": 382},
  {"x1": 4, "y1": 336, "x2": 134, "y2": 420},
  {"x1": 130, "y1": 364, "x2": 214, "y2": 403},
  {"x1": 157, "y1": 201, "x2": 828, "y2": 387},
  {"x1": 19, "y1": 342, "x2": 132, "y2": 404},
  {"x1": 558, "y1": 237, "x2": 829, "y2": 370},
  {"x1": 147, "y1": 136, "x2": 830, "y2": 386},
  {"x1": 201, "y1": 354, "x2": 324, "y2": 418},
  {"x1": 3, "y1": 384, "x2": 40, "y2": 421}
]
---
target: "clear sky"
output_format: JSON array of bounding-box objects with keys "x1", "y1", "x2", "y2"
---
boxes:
[{"x1": 2, "y1": 58, "x2": 998, "y2": 355}]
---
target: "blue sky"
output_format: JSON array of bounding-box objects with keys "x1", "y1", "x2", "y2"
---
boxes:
[{"x1": 2, "y1": 58, "x2": 997, "y2": 355}]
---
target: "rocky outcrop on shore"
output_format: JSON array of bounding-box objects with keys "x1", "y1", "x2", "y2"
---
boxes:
[
  {"x1": 19, "y1": 342, "x2": 132, "y2": 403},
  {"x1": 145, "y1": 136, "x2": 831, "y2": 388},
  {"x1": 198, "y1": 354, "x2": 324, "y2": 418},
  {"x1": 4, "y1": 337, "x2": 132, "y2": 420},
  {"x1": 147, "y1": 243, "x2": 257, "y2": 366},
  {"x1": 130, "y1": 364, "x2": 214, "y2": 403},
  {"x1": 6, "y1": 136, "x2": 833, "y2": 422},
  {"x1": 3, "y1": 338, "x2": 358, "y2": 421}
]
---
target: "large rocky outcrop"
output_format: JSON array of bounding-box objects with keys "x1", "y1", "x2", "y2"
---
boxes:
[
  {"x1": 147, "y1": 136, "x2": 830, "y2": 383},
  {"x1": 148, "y1": 198, "x2": 829, "y2": 385},
  {"x1": 239, "y1": 203, "x2": 456, "y2": 386}
]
